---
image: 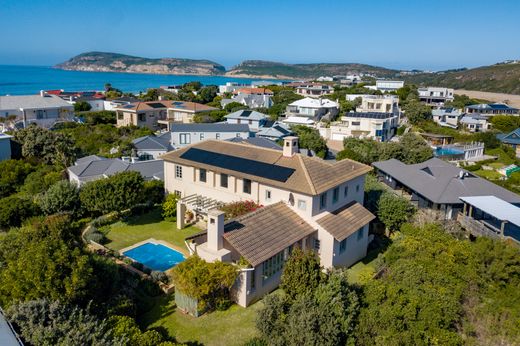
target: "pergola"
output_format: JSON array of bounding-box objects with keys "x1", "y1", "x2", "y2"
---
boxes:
[{"x1": 177, "y1": 194, "x2": 224, "y2": 229}]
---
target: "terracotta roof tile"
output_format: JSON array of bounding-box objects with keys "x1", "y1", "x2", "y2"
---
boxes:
[{"x1": 316, "y1": 202, "x2": 375, "y2": 241}]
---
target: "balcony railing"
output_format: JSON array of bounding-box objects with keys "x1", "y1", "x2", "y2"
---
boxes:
[{"x1": 457, "y1": 213, "x2": 501, "y2": 240}]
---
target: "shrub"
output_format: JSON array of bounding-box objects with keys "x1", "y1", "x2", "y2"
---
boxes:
[
  {"x1": 377, "y1": 192, "x2": 416, "y2": 232},
  {"x1": 151, "y1": 271, "x2": 169, "y2": 284},
  {"x1": 39, "y1": 180, "x2": 81, "y2": 215},
  {"x1": 143, "y1": 180, "x2": 164, "y2": 204},
  {"x1": 280, "y1": 248, "x2": 324, "y2": 300},
  {"x1": 0, "y1": 195, "x2": 38, "y2": 230},
  {"x1": 162, "y1": 194, "x2": 178, "y2": 220},
  {"x1": 221, "y1": 200, "x2": 262, "y2": 219},
  {"x1": 85, "y1": 231, "x2": 106, "y2": 244},
  {"x1": 130, "y1": 261, "x2": 144, "y2": 272}
]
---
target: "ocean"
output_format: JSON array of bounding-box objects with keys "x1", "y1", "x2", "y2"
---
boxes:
[{"x1": 0, "y1": 65, "x2": 284, "y2": 95}]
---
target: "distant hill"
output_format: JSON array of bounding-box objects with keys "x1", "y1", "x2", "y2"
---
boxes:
[
  {"x1": 55, "y1": 52, "x2": 226, "y2": 76},
  {"x1": 403, "y1": 62, "x2": 520, "y2": 95},
  {"x1": 226, "y1": 60, "x2": 399, "y2": 79}
]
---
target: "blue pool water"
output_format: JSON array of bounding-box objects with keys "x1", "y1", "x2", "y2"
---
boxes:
[
  {"x1": 123, "y1": 242, "x2": 185, "y2": 271},
  {"x1": 434, "y1": 147, "x2": 464, "y2": 156}
]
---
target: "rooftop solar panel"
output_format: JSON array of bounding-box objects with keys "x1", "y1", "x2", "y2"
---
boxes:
[
  {"x1": 180, "y1": 148, "x2": 295, "y2": 182},
  {"x1": 148, "y1": 102, "x2": 166, "y2": 109},
  {"x1": 241, "y1": 110, "x2": 252, "y2": 117}
]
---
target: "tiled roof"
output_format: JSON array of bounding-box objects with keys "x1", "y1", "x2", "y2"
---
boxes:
[
  {"x1": 115, "y1": 100, "x2": 217, "y2": 112},
  {"x1": 223, "y1": 202, "x2": 316, "y2": 266},
  {"x1": 317, "y1": 202, "x2": 375, "y2": 241},
  {"x1": 233, "y1": 87, "x2": 273, "y2": 95},
  {"x1": 161, "y1": 140, "x2": 371, "y2": 195}
]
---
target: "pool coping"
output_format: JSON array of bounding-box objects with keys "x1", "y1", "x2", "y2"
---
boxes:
[{"x1": 119, "y1": 238, "x2": 187, "y2": 259}]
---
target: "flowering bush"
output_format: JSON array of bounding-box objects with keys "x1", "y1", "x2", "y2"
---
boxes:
[{"x1": 221, "y1": 200, "x2": 263, "y2": 219}]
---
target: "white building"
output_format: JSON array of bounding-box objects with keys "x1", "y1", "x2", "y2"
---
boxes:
[
  {"x1": 356, "y1": 95, "x2": 399, "y2": 114},
  {"x1": 369, "y1": 80, "x2": 404, "y2": 92},
  {"x1": 321, "y1": 112, "x2": 399, "y2": 142},
  {"x1": 295, "y1": 84, "x2": 334, "y2": 98},
  {"x1": 225, "y1": 110, "x2": 268, "y2": 131},
  {"x1": 460, "y1": 114, "x2": 492, "y2": 133},
  {"x1": 218, "y1": 82, "x2": 249, "y2": 94},
  {"x1": 418, "y1": 87, "x2": 454, "y2": 106},
  {"x1": 432, "y1": 108, "x2": 463, "y2": 128},
  {"x1": 286, "y1": 97, "x2": 339, "y2": 122},
  {"x1": 0, "y1": 92, "x2": 74, "y2": 129}
]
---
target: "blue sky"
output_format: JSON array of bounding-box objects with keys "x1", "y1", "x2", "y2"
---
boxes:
[{"x1": 1, "y1": 0, "x2": 519, "y2": 71}]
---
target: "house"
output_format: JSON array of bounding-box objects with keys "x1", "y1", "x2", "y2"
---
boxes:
[
  {"x1": 219, "y1": 82, "x2": 249, "y2": 94},
  {"x1": 370, "y1": 80, "x2": 404, "y2": 92},
  {"x1": 285, "y1": 97, "x2": 339, "y2": 122},
  {"x1": 281, "y1": 116, "x2": 316, "y2": 127},
  {"x1": 115, "y1": 101, "x2": 217, "y2": 130},
  {"x1": 221, "y1": 93, "x2": 273, "y2": 109},
  {"x1": 232, "y1": 87, "x2": 273, "y2": 96},
  {"x1": 226, "y1": 137, "x2": 283, "y2": 150},
  {"x1": 68, "y1": 155, "x2": 164, "y2": 186},
  {"x1": 103, "y1": 96, "x2": 140, "y2": 111},
  {"x1": 497, "y1": 128, "x2": 520, "y2": 157},
  {"x1": 458, "y1": 196, "x2": 520, "y2": 243},
  {"x1": 225, "y1": 110, "x2": 268, "y2": 131},
  {"x1": 0, "y1": 133, "x2": 12, "y2": 161},
  {"x1": 372, "y1": 157, "x2": 520, "y2": 219},
  {"x1": 162, "y1": 137, "x2": 374, "y2": 307},
  {"x1": 418, "y1": 87, "x2": 454, "y2": 106},
  {"x1": 256, "y1": 121, "x2": 292, "y2": 141},
  {"x1": 460, "y1": 114, "x2": 492, "y2": 132},
  {"x1": 323, "y1": 112, "x2": 399, "y2": 142},
  {"x1": 0, "y1": 92, "x2": 74, "y2": 129},
  {"x1": 46, "y1": 89, "x2": 106, "y2": 111},
  {"x1": 356, "y1": 95, "x2": 399, "y2": 114},
  {"x1": 432, "y1": 108, "x2": 463, "y2": 128},
  {"x1": 170, "y1": 123, "x2": 250, "y2": 149},
  {"x1": 295, "y1": 83, "x2": 334, "y2": 98},
  {"x1": 132, "y1": 132, "x2": 173, "y2": 160},
  {"x1": 465, "y1": 103, "x2": 519, "y2": 115}
]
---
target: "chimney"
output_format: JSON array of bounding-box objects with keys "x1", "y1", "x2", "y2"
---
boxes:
[
  {"x1": 283, "y1": 136, "x2": 299, "y2": 157},
  {"x1": 207, "y1": 209, "x2": 225, "y2": 251},
  {"x1": 40, "y1": 90, "x2": 45, "y2": 97}
]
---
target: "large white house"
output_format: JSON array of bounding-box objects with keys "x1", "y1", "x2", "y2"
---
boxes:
[
  {"x1": 356, "y1": 95, "x2": 399, "y2": 114},
  {"x1": 162, "y1": 137, "x2": 374, "y2": 307},
  {"x1": 418, "y1": 87, "x2": 454, "y2": 106},
  {"x1": 285, "y1": 97, "x2": 339, "y2": 122},
  {"x1": 321, "y1": 112, "x2": 399, "y2": 142},
  {"x1": 368, "y1": 80, "x2": 404, "y2": 92}
]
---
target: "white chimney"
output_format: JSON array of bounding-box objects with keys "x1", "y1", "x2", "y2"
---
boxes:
[
  {"x1": 207, "y1": 209, "x2": 225, "y2": 251},
  {"x1": 40, "y1": 90, "x2": 45, "y2": 97},
  {"x1": 283, "y1": 136, "x2": 299, "y2": 157}
]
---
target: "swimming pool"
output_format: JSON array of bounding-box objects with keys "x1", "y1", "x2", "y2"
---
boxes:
[
  {"x1": 123, "y1": 242, "x2": 185, "y2": 271},
  {"x1": 434, "y1": 147, "x2": 464, "y2": 157}
]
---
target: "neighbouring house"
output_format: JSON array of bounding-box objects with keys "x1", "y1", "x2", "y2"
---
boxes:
[
  {"x1": 356, "y1": 95, "x2": 400, "y2": 114},
  {"x1": 225, "y1": 110, "x2": 269, "y2": 131},
  {"x1": 170, "y1": 123, "x2": 250, "y2": 149},
  {"x1": 458, "y1": 196, "x2": 520, "y2": 243},
  {"x1": 465, "y1": 103, "x2": 519, "y2": 116},
  {"x1": 221, "y1": 93, "x2": 273, "y2": 109},
  {"x1": 281, "y1": 116, "x2": 316, "y2": 127},
  {"x1": 0, "y1": 133, "x2": 12, "y2": 161},
  {"x1": 285, "y1": 97, "x2": 339, "y2": 122},
  {"x1": 132, "y1": 132, "x2": 173, "y2": 160},
  {"x1": 256, "y1": 121, "x2": 292, "y2": 141},
  {"x1": 115, "y1": 101, "x2": 217, "y2": 130},
  {"x1": 0, "y1": 92, "x2": 74, "y2": 129},
  {"x1": 373, "y1": 157, "x2": 520, "y2": 219},
  {"x1": 46, "y1": 89, "x2": 106, "y2": 111},
  {"x1": 295, "y1": 83, "x2": 334, "y2": 98},
  {"x1": 219, "y1": 82, "x2": 250, "y2": 94},
  {"x1": 68, "y1": 155, "x2": 164, "y2": 186},
  {"x1": 162, "y1": 137, "x2": 375, "y2": 307},
  {"x1": 226, "y1": 137, "x2": 283, "y2": 150},
  {"x1": 232, "y1": 87, "x2": 273, "y2": 97},
  {"x1": 367, "y1": 80, "x2": 404, "y2": 92},
  {"x1": 419, "y1": 133, "x2": 454, "y2": 146},
  {"x1": 103, "y1": 96, "x2": 140, "y2": 111},
  {"x1": 497, "y1": 128, "x2": 520, "y2": 157},
  {"x1": 432, "y1": 107, "x2": 463, "y2": 128},
  {"x1": 321, "y1": 111, "x2": 399, "y2": 142},
  {"x1": 418, "y1": 87, "x2": 454, "y2": 106},
  {"x1": 460, "y1": 114, "x2": 492, "y2": 132}
]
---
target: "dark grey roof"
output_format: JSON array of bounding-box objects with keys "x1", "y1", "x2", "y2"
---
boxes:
[
  {"x1": 225, "y1": 109, "x2": 268, "y2": 120},
  {"x1": 75, "y1": 155, "x2": 105, "y2": 165},
  {"x1": 343, "y1": 112, "x2": 396, "y2": 119},
  {"x1": 466, "y1": 103, "x2": 518, "y2": 111},
  {"x1": 171, "y1": 123, "x2": 250, "y2": 133},
  {"x1": 372, "y1": 158, "x2": 520, "y2": 205},
  {"x1": 132, "y1": 133, "x2": 172, "y2": 151},
  {"x1": 226, "y1": 137, "x2": 282, "y2": 150},
  {"x1": 68, "y1": 158, "x2": 164, "y2": 181},
  {"x1": 0, "y1": 309, "x2": 21, "y2": 346}
]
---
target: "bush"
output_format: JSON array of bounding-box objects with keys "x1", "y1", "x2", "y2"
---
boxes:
[
  {"x1": 130, "y1": 261, "x2": 144, "y2": 271},
  {"x1": 74, "y1": 100, "x2": 92, "y2": 112},
  {"x1": 0, "y1": 196, "x2": 38, "y2": 230},
  {"x1": 39, "y1": 180, "x2": 81, "y2": 215},
  {"x1": 85, "y1": 231, "x2": 106, "y2": 244},
  {"x1": 143, "y1": 180, "x2": 164, "y2": 204},
  {"x1": 377, "y1": 192, "x2": 416, "y2": 232},
  {"x1": 162, "y1": 194, "x2": 178, "y2": 220},
  {"x1": 151, "y1": 270, "x2": 169, "y2": 284},
  {"x1": 220, "y1": 200, "x2": 262, "y2": 219}
]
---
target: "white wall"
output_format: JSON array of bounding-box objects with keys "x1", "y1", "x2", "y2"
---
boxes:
[{"x1": 171, "y1": 131, "x2": 249, "y2": 148}]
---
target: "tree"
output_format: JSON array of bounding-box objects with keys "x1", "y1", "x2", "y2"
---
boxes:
[
  {"x1": 19, "y1": 165, "x2": 62, "y2": 196},
  {"x1": 444, "y1": 94, "x2": 478, "y2": 109},
  {"x1": 6, "y1": 299, "x2": 123, "y2": 346},
  {"x1": 74, "y1": 101, "x2": 92, "y2": 112},
  {"x1": 0, "y1": 159, "x2": 34, "y2": 198},
  {"x1": 0, "y1": 195, "x2": 37, "y2": 230},
  {"x1": 377, "y1": 192, "x2": 416, "y2": 232},
  {"x1": 280, "y1": 248, "x2": 324, "y2": 300},
  {"x1": 198, "y1": 85, "x2": 218, "y2": 104},
  {"x1": 143, "y1": 179, "x2": 164, "y2": 204},
  {"x1": 39, "y1": 180, "x2": 81, "y2": 215},
  {"x1": 80, "y1": 171, "x2": 144, "y2": 215},
  {"x1": 162, "y1": 194, "x2": 178, "y2": 220},
  {"x1": 473, "y1": 131, "x2": 501, "y2": 149},
  {"x1": 291, "y1": 125, "x2": 328, "y2": 158},
  {"x1": 108, "y1": 315, "x2": 174, "y2": 346},
  {"x1": 398, "y1": 133, "x2": 434, "y2": 164},
  {"x1": 224, "y1": 101, "x2": 247, "y2": 113},
  {"x1": 403, "y1": 97, "x2": 431, "y2": 124},
  {"x1": 489, "y1": 115, "x2": 520, "y2": 133},
  {"x1": 82, "y1": 111, "x2": 117, "y2": 125}
]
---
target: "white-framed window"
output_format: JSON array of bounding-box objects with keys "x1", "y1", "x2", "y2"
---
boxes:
[
  {"x1": 199, "y1": 168, "x2": 207, "y2": 183},
  {"x1": 357, "y1": 227, "x2": 364, "y2": 240},
  {"x1": 262, "y1": 250, "x2": 287, "y2": 282},
  {"x1": 298, "y1": 199, "x2": 307, "y2": 211},
  {"x1": 216, "y1": 133, "x2": 220, "y2": 139},
  {"x1": 265, "y1": 190, "x2": 272, "y2": 202},
  {"x1": 175, "y1": 165, "x2": 182, "y2": 179},
  {"x1": 339, "y1": 238, "x2": 347, "y2": 254},
  {"x1": 200, "y1": 133, "x2": 205, "y2": 140},
  {"x1": 179, "y1": 133, "x2": 191, "y2": 145},
  {"x1": 243, "y1": 179, "x2": 251, "y2": 194},
  {"x1": 220, "y1": 174, "x2": 228, "y2": 188}
]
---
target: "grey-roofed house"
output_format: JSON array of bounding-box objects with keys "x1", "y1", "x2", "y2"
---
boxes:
[
  {"x1": 256, "y1": 121, "x2": 292, "y2": 141},
  {"x1": 465, "y1": 103, "x2": 519, "y2": 115},
  {"x1": 132, "y1": 132, "x2": 173, "y2": 160},
  {"x1": 460, "y1": 114, "x2": 492, "y2": 132},
  {"x1": 373, "y1": 157, "x2": 520, "y2": 219},
  {"x1": 68, "y1": 156, "x2": 164, "y2": 186},
  {"x1": 0, "y1": 133, "x2": 12, "y2": 161},
  {"x1": 225, "y1": 110, "x2": 268, "y2": 131},
  {"x1": 170, "y1": 123, "x2": 250, "y2": 149},
  {"x1": 221, "y1": 94, "x2": 273, "y2": 110},
  {"x1": 0, "y1": 92, "x2": 74, "y2": 129},
  {"x1": 497, "y1": 127, "x2": 520, "y2": 157}
]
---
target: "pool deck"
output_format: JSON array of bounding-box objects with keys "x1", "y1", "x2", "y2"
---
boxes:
[{"x1": 119, "y1": 238, "x2": 187, "y2": 257}]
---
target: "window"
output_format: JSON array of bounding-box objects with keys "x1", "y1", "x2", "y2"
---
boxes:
[
  {"x1": 243, "y1": 179, "x2": 251, "y2": 194},
  {"x1": 248, "y1": 119, "x2": 252, "y2": 125},
  {"x1": 356, "y1": 184, "x2": 360, "y2": 193},
  {"x1": 179, "y1": 133, "x2": 191, "y2": 145},
  {"x1": 216, "y1": 133, "x2": 220, "y2": 139},
  {"x1": 138, "y1": 113, "x2": 146, "y2": 122},
  {"x1": 220, "y1": 174, "x2": 228, "y2": 188},
  {"x1": 265, "y1": 190, "x2": 272, "y2": 202},
  {"x1": 117, "y1": 113, "x2": 123, "y2": 120},
  {"x1": 333, "y1": 187, "x2": 339, "y2": 204},
  {"x1": 352, "y1": 121, "x2": 361, "y2": 126},
  {"x1": 175, "y1": 165, "x2": 182, "y2": 179},
  {"x1": 174, "y1": 190, "x2": 181, "y2": 197},
  {"x1": 344, "y1": 186, "x2": 348, "y2": 197},
  {"x1": 200, "y1": 133, "x2": 205, "y2": 140},
  {"x1": 250, "y1": 269, "x2": 255, "y2": 290},
  {"x1": 320, "y1": 192, "x2": 327, "y2": 209},
  {"x1": 298, "y1": 199, "x2": 307, "y2": 211},
  {"x1": 339, "y1": 239, "x2": 347, "y2": 254},
  {"x1": 314, "y1": 238, "x2": 321, "y2": 251},
  {"x1": 357, "y1": 227, "x2": 364, "y2": 240},
  {"x1": 236, "y1": 133, "x2": 241, "y2": 137},
  {"x1": 262, "y1": 251, "x2": 286, "y2": 281},
  {"x1": 199, "y1": 168, "x2": 207, "y2": 183}
]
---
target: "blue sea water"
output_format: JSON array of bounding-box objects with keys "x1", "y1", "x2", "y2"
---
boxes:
[
  {"x1": 123, "y1": 242, "x2": 185, "y2": 272},
  {"x1": 0, "y1": 65, "x2": 285, "y2": 95}
]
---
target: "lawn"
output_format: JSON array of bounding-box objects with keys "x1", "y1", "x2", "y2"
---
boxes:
[
  {"x1": 347, "y1": 235, "x2": 390, "y2": 285},
  {"x1": 474, "y1": 169, "x2": 503, "y2": 180},
  {"x1": 140, "y1": 294, "x2": 262, "y2": 346},
  {"x1": 102, "y1": 208, "x2": 200, "y2": 255}
]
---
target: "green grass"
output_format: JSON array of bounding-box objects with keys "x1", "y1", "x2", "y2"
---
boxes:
[
  {"x1": 102, "y1": 208, "x2": 200, "y2": 254},
  {"x1": 140, "y1": 294, "x2": 262, "y2": 346},
  {"x1": 488, "y1": 162, "x2": 505, "y2": 169},
  {"x1": 474, "y1": 169, "x2": 503, "y2": 180}
]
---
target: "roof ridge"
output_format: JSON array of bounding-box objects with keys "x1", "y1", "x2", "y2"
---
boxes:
[{"x1": 297, "y1": 155, "x2": 317, "y2": 195}]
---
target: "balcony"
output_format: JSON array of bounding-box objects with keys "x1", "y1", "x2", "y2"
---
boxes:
[{"x1": 457, "y1": 213, "x2": 501, "y2": 240}]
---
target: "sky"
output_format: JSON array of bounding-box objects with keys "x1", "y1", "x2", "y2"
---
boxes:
[{"x1": 1, "y1": 0, "x2": 519, "y2": 71}]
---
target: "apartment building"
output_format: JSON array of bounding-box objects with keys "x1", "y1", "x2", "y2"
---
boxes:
[
  {"x1": 418, "y1": 87, "x2": 454, "y2": 106},
  {"x1": 295, "y1": 84, "x2": 334, "y2": 98},
  {"x1": 356, "y1": 95, "x2": 399, "y2": 114},
  {"x1": 285, "y1": 97, "x2": 339, "y2": 122}
]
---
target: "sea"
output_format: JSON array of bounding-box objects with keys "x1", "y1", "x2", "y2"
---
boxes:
[{"x1": 0, "y1": 65, "x2": 285, "y2": 95}]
